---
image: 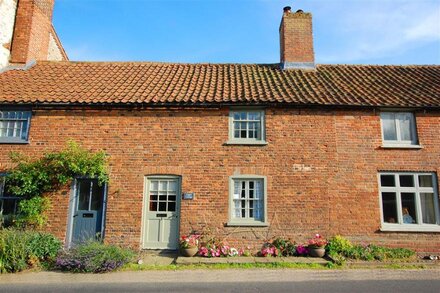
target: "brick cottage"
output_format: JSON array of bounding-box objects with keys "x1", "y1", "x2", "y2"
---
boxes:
[{"x1": 0, "y1": 2, "x2": 439, "y2": 252}]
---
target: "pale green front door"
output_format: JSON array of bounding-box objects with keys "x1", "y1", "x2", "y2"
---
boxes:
[{"x1": 142, "y1": 176, "x2": 181, "y2": 249}]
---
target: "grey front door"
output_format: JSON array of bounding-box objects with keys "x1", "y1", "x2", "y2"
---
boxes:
[
  {"x1": 72, "y1": 179, "x2": 106, "y2": 244},
  {"x1": 142, "y1": 176, "x2": 181, "y2": 249}
]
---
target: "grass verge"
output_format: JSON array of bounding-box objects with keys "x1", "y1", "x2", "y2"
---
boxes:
[{"x1": 121, "y1": 262, "x2": 332, "y2": 271}]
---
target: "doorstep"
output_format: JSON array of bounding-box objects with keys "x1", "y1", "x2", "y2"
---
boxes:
[{"x1": 175, "y1": 256, "x2": 328, "y2": 265}]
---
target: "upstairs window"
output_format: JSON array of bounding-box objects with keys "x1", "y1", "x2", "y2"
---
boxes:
[
  {"x1": 228, "y1": 110, "x2": 265, "y2": 144},
  {"x1": 0, "y1": 110, "x2": 31, "y2": 143},
  {"x1": 380, "y1": 112, "x2": 418, "y2": 146}
]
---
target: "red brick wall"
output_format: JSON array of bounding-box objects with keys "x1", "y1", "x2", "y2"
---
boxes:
[
  {"x1": 10, "y1": 0, "x2": 54, "y2": 63},
  {"x1": 279, "y1": 11, "x2": 315, "y2": 64},
  {"x1": 0, "y1": 107, "x2": 438, "y2": 252}
]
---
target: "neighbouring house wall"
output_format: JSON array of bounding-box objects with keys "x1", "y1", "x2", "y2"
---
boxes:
[
  {"x1": 0, "y1": 107, "x2": 439, "y2": 252},
  {"x1": 47, "y1": 31, "x2": 63, "y2": 60},
  {"x1": 0, "y1": 0, "x2": 18, "y2": 69}
]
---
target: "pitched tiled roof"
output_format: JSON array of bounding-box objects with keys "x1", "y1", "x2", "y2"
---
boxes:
[{"x1": 0, "y1": 61, "x2": 439, "y2": 108}]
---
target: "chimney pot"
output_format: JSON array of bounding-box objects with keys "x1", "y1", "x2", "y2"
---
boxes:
[{"x1": 283, "y1": 6, "x2": 291, "y2": 13}]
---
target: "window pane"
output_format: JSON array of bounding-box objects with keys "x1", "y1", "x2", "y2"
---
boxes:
[
  {"x1": 149, "y1": 201, "x2": 157, "y2": 211},
  {"x1": 0, "y1": 198, "x2": 18, "y2": 215},
  {"x1": 398, "y1": 113, "x2": 412, "y2": 141},
  {"x1": 399, "y1": 175, "x2": 414, "y2": 187},
  {"x1": 234, "y1": 200, "x2": 240, "y2": 218},
  {"x1": 150, "y1": 181, "x2": 158, "y2": 191},
  {"x1": 420, "y1": 193, "x2": 436, "y2": 224},
  {"x1": 419, "y1": 175, "x2": 433, "y2": 187},
  {"x1": 150, "y1": 194, "x2": 158, "y2": 201},
  {"x1": 382, "y1": 113, "x2": 397, "y2": 141},
  {"x1": 382, "y1": 192, "x2": 397, "y2": 223},
  {"x1": 233, "y1": 112, "x2": 240, "y2": 120},
  {"x1": 159, "y1": 181, "x2": 167, "y2": 191},
  {"x1": 168, "y1": 202, "x2": 176, "y2": 212},
  {"x1": 240, "y1": 112, "x2": 247, "y2": 120},
  {"x1": 169, "y1": 181, "x2": 177, "y2": 192},
  {"x1": 77, "y1": 180, "x2": 91, "y2": 211},
  {"x1": 90, "y1": 181, "x2": 104, "y2": 211},
  {"x1": 401, "y1": 193, "x2": 417, "y2": 224},
  {"x1": 380, "y1": 175, "x2": 395, "y2": 187},
  {"x1": 0, "y1": 176, "x2": 5, "y2": 197},
  {"x1": 233, "y1": 181, "x2": 240, "y2": 199},
  {"x1": 158, "y1": 202, "x2": 166, "y2": 211}
]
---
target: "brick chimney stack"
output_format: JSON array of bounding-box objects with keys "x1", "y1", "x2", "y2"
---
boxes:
[
  {"x1": 9, "y1": 0, "x2": 66, "y2": 64},
  {"x1": 279, "y1": 6, "x2": 315, "y2": 70}
]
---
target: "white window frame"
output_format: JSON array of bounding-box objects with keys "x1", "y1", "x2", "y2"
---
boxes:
[
  {"x1": 380, "y1": 112, "x2": 419, "y2": 148},
  {"x1": 0, "y1": 110, "x2": 31, "y2": 144},
  {"x1": 227, "y1": 109, "x2": 267, "y2": 145},
  {"x1": 378, "y1": 172, "x2": 440, "y2": 232},
  {"x1": 228, "y1": 175, "x2": 268, "y2": 226}
]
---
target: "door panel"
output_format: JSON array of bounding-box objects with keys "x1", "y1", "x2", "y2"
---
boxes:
[{"x1": 143, "y1": 177, "x2": 181, "y2": 249}]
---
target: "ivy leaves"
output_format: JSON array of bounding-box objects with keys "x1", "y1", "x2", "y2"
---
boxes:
[{"x1": 5, "y1": 141, "x2": 109, "y2": 228}]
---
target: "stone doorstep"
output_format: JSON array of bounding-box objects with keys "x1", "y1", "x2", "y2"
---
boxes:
[{"x1": 175, "y1": 256, "x2": 328, "y2": 265}]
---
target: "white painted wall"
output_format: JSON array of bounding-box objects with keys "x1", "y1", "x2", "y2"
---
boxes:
[
  {"x1": 47, "y1": 32, "x2": 63, "y2": 61},
  {"x1": 0, "y1": 0, "x2": 17, "y2": 69}
]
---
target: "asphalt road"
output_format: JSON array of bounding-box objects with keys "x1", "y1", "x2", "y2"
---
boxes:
[{"x1": 1, "y1": 269, "x2": 439, "y2": 293}]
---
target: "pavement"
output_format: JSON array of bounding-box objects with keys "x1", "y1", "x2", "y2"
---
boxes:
[
  {"x1": 138, "y1": 250, "x2": 330, "y2": 266},
  {"x1": 0, "y1": 269, "x2": 439, "y2": 293}
]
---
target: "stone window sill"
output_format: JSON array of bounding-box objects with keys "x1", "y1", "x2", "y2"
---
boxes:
[
  {"x1": 380, "y1": 144, "x2": 422, "y2": 149},
  {"x1": 224, "y1": 140, "x2": 268, "y2": 146},
  {"x1": 226, "y1": 222, "x2": 269, "y2": 227},
  {"x1": 380, "y1": 224, "x2": 440, "y2": 233}
]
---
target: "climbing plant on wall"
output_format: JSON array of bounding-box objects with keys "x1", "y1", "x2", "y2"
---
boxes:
[{"x1": 5, "y1": 141, "x2": 109, "y2": 228}]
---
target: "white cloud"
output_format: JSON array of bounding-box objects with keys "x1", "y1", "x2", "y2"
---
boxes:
[{"x1": 316, "y1": 0, "x2": 440, "y2": 63}]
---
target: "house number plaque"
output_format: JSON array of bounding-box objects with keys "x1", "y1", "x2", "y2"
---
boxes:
[{"x1": 183, "y1": 192, "x2": 195, "y2": 200}]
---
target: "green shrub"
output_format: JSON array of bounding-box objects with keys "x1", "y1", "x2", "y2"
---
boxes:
[
  {"x1": 327, "y1": 235, "x2": 353, "y2": 255},
  {"x1": 327, "y1": 235, "x2": 415, "y2": 262},
  {"x1": 56, "y1": 241, "x2": 136, "y2": 273},
  {"x1": 0, "y1": 229, "x2": 61, "y2": 273},
  {"x1": 27, "y1": 232, "x2": 62, "y2": 261}
]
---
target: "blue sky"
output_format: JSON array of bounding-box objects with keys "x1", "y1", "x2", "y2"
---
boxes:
[{"x1": 54, "y1": 0, "x2": 440, "y2": 65}]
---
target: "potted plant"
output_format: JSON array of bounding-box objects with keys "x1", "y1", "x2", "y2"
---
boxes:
[
  {"x1": 179, "y1": 233, "x2": 200, "y2": 257},
  {"x1": 307, "y1": 234, "x2": 328, "y2": 257}
]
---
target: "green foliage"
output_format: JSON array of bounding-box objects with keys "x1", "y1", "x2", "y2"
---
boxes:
[
  {"x1": 5, "y1": 141, "x2": 108, "y2": 227},
  {"x1": 0, "y1": 229, "x2": 61, "y2": 273},
  {"x1": 56, "y1": 241, "x2": 136, "y2": 273},
  {"x1": 344, "y1": 244, "x2": 415, "y2": 261},
  {"x1": 271, "y1": 237, "x2": 297, "y2": 256},
  {"x1": 327, "y1": 235, "x2": 354, "y2": 255},
  {"x1": 327, "y1": 235, "x2": 415, "y2": 263},
  {"x1": 27, "y1": 232, "x2": 62, "y2": 261},
  {"x1": 15, "y1": 197, "x2": 50, "y2": 228}
]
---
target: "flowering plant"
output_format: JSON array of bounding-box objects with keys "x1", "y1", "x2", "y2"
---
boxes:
[
  {"x1": 296, "y1": 245, "x2": 309, "y2": 256},
  {"x1": 179, "y1": 233, "x2": 200, "y2": 249},
  {"x1": 307, "y1": 234, "x2": 328, "y2": 248},
  {"x1": 259, "y1": 244, "x2": 278, "y2": 257},
  {"x1": 198, "y1": 244, "x2": 245, "y2": 257}
]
